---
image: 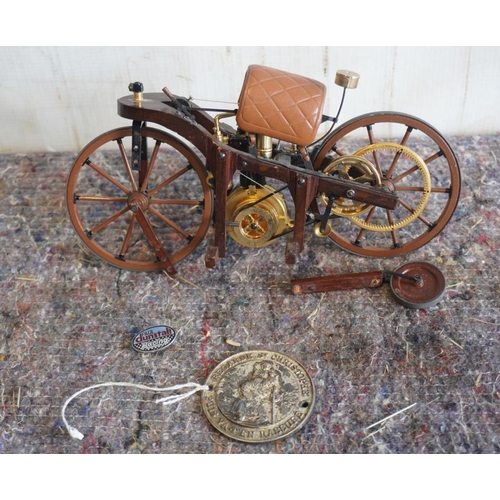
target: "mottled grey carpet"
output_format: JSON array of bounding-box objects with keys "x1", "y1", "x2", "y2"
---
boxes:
[{"x1": 0, "y1": 134, "x2": 498, "y2": 454}]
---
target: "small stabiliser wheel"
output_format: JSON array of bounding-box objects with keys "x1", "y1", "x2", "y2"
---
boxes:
[
  {"x1": 312, "y1": 112, "x2": 461, "y2": 258},
  {"x1": 66, "y1": 127, "x2": 213, "y2": 272},
  {"x1": 389, "y1": 261, "x2": 446, "y2": 309}
]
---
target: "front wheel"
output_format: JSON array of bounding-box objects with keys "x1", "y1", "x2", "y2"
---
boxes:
[
  {"x1": 312, "y1": 112, "x2": 461, "y2": 258},
  {"x1": 66, "y1": 127, "x2": 214, "y2": 272}
]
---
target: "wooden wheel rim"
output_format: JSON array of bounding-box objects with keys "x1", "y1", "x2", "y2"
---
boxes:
[
  {"x1": 312, "y1": 112, "x2": 461, "y2": 258},
  {"x1": 66, "y1": 127, "x2": 213, "y2": 271}
]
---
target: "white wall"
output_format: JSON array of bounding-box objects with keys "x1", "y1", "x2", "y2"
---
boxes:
[{"x1": 1, "y1": 46, "x2": 498, "y2": 153}]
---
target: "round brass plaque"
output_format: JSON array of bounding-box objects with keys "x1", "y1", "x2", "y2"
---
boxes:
[{"x1": 201, "y1": 350, "x2": 315, "y2": 443}]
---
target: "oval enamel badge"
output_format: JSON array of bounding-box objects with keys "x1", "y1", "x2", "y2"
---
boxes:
[{"x1": 132, "y1": 325, "x2": 177, "y2": 353}]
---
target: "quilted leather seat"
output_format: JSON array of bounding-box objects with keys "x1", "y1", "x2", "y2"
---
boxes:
[{"x1": 236, "y1": 65, "x2": 327, "y2": 146}]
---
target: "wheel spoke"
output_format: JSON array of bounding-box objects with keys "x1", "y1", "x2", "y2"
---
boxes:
[
  {"x1": 398, "y1": 198, "x2": 434, "y2": 228},
  {"x1": 386, "y1": 210, "x2": 399, "y2": 247},
  {"x1": 353, "y1": 206, "x2": 376, "y2": 245},
  {"x1": 118, "y1": 213, "x2": 137, "y2": 260},
  {"x1": 424, "y1": 150, "x2": 444, "y2": 164},
  {"x1": 353, "y1": 227, "x2": 366, "y2": 246},
  {"x1": 139, "y1": 140, "x2": 161, "y2": 192},
  {"x1": 385, "y1": 150, "x2": 402, "y2": 179},
  {"x1": 391, "y1": 164, "x2": 420, "y2": 183},
  {"x1": 75, "y1": 195, "x2": 127, "y2": 203},
  {"x1": 397, "y1": 184, "x2": 451, "y2": 196},
  {"x1": 398, "y1": 198, "x2": 419, "y2": 217},
  {"x1": 116, "y1": 138, "x2": 138, "y2": 191},
  {"x1": 150, "y1": 198, "x2": 201, "y2": 206},
  {"x1": 133, "y1": 206, "x2": 177, "y2": 274},
  {"x1": 87, "y1": 206, "x2": 130, "y2": 236},
  {"x1": 384, "y1": 126, "x2": 414, "y2": 178},
  {"x1": 148, "y1": 206, "x2": 192, "y2": 240},
  {"x1": 331, "y1": 145, "x2": 348, "y2": 157},
  {"x1": 147, "y1": 164, "x2": 192, "y2": 196},
  {"x1": 85, "y1": 159, "x2": 131, "y2": 194},
  {"x1": 366, "y1": 125, "x2": 382, "y2": 176},
  {"x1": 431, "y1": 186, "x2": 451, "y2": 194},
  {"x1": 395, "y1": 186, "x2": 427, "y2": 192},
  {"x1": 399, "y1": 126, "x2": 413, "y2": 147}
]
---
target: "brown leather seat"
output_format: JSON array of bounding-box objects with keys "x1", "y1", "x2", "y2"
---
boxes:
[{"x1": 236, "y1": 65, "x2": 327, "y2": 146}]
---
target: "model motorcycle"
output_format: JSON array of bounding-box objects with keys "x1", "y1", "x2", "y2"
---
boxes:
[{"x1": 66, "y1": 65, "x2": 461, "y2": 276}]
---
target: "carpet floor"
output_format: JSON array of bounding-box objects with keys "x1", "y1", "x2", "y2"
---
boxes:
[{"x1": 0, "y1": 134, "x2": 498, "y2": 454}]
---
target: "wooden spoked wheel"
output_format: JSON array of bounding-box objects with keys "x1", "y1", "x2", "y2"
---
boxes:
[
  {"x1": 312, "y1": 112, "x2": 461, "y2": 258},
  {"x1": 66, "y1": 127, "x2": 213, "y2": 272}
]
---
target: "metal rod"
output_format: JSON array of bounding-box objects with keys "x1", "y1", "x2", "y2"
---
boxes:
[{"x1": 384, "y1": 270, "x2": 422, "y2": 284}]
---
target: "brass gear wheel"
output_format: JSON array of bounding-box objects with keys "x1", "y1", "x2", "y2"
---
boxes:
[{"x1": 347, "y1": 142, "x2": 431, "y2": 232}]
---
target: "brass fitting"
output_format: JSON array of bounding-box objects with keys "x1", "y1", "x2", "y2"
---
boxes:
[
  {"x1": 213, "y1": 112, "x2": 236, "y2": 143},
  {"x1": 335, "y1": 70, "x2": 360, "y2": 89},
  {"x1": 256, "y1": 134, "x2": 273, "y2": 158},
  {"x1": 128, "y1": 82, "x2": 144, "y2": 102}
]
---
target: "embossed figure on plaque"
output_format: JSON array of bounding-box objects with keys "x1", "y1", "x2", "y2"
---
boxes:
[{"x1": 229, "y1": 360, "x2": 284, "y2": 425}]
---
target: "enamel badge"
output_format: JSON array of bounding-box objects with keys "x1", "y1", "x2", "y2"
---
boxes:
[{"x1": 132, "y1": 325, "x2": 177, "y2": 353}]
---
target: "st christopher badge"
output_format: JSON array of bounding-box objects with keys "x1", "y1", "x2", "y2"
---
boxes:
[{"x1": 202, "y1": 350, "x2": 315, "y2": 443}]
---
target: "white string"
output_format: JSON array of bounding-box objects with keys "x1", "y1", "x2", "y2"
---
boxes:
[{"x1": 61, "y1": 381, "x2": 209, "y2": 440}]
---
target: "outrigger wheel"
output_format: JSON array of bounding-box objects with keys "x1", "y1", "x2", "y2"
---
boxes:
[
  {"x1": 290, "y1": 261, "x2": 446, "y2": 309},
  {"x1": 388, "y1": 261, "x2": 446, "y2": 309}
]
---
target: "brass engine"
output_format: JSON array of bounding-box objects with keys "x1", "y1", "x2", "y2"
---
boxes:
[
  {"x1": 213, "y1": 118, "x2": 293, "y2": 248},
  {"x1": 226, "y1": 184, "x2": 291, "y2": 248}
]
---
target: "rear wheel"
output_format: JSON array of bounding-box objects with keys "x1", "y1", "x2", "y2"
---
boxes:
[{"x1": 312, "y1": 112, "x2": 461, "y2": 257}]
